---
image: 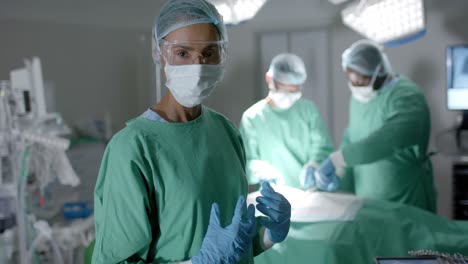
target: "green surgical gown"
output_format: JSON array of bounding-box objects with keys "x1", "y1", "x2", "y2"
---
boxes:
[
  {"x1": 254, "y1": 198, "x2": 468, "y2": 264},
  {"x1": 93, "y1": 107, "x2": 264, "y2": 263},
  {"x1": 240, "y1": 99, "x2": 334, "y2": 188},
  {"x1": 341, "y1": 76, "x2": 437, "y2": 212}
]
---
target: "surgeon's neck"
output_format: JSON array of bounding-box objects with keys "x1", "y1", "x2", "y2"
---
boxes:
[{"x1": 153, "y1": 92, "x2": 202, "y2": 123}]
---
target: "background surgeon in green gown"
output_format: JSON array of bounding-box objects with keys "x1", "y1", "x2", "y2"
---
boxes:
[
  {"x1": 240, "y1": 53, "x2": 334, "y2": 189},
  {"x1": 312, "y1": 39, "x2": 437, "y2": 212},
  {"x1": 92, "y1": 0, "x2": 292, "y2": 263}
]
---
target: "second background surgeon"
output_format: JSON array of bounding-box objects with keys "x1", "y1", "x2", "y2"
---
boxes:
[{"x1": 240, "y1": 53, "x2": 334, "y2": 190}]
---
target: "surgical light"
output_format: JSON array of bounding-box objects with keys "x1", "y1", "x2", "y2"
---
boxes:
[
  {"x1": 328, "y1": 0, "x2": 351, "y2": 4},
  {"x1": 207, "y1": 0, "x2": 268, "y2": 25},
  {"x1": 341, "y1": 0, "x2": 426, "y2": 47}
]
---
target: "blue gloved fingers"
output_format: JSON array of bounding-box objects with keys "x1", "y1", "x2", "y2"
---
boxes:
[
  {"x1": 306, "y1": 167, "x2": 316, "y2": 181},
  {"x1": 245, "y1": 204, "x2": 257, "y2": 237},
  {"x1": 299, "y1": 170, "x2": 306, "y2": 185},
  {"x1": 238, "y1": 204, "x2": 257, "y2": 238},
  {"x1": 255, "y1": 196, "x2": 290, "y2": 213},
  {"x1": 233, "y1": 220, "x2": 256, "y2": 259},
  {"x1": 244, "y1": 204, "x2": 256, "y2": 226},
  {"x1": 234, "y1": 204, "x2": 257, "y2": 247},
  {"x1": 325, "y1": 175, "x2": 340, "y2": 192},
  {"x1": 258, "y1": 217, "x2": 289, "y2": 230},
  {"x1": 259, "y1": 181, "x2": 287, "y2": 202},
  {"x1": 303, "y1": 175, "x2": 315, "y2": 189},
  {"x1": 255, "y1": 203, "x2": 287, "y2": 223},
  {"x1": 257, "y1": 182, "x2": 291, "y2": 212},
  {"x1": 194, "y1": 200, "x2": 254, "y2": 264},
  {"x1": 231, "y1": 196, "x2": 246, "y2": 225},
  {"x1": 315, "y1": 170, "x2": 332, "y2": 186},
  {"x1": 209, "y1": 203, "x2": 221, "y2": 227},
  {"x1": 299, "y1": 166, "x2": 316, "y2": 189},
  {"x1": 228, "y1": 253, "x2": 243, "y2": 263},
  {"x1": 316, "y1": 172, "x2": 340, "y2": 191},
  {"x1": 318, "y1": 158, "x2": 336, "y2": 175},
  {"x1": 258, "y1": 217, "x2": 277, "y2": 230},
  {"x1": 258, "y1": 218, "x2": 290, "y2": 243},
  {"x1": 260, "y1": 181, "x2": 275, "y2": 194}
]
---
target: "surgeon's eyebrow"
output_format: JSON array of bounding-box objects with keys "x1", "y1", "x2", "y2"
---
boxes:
[
  {"x1": 203, "y1": 44, "x2": 219, "y2": 49},
  {"x1": 171, "y1": 43, "x2": 219, "y2": 51},
  {"x1": 171, "y1": 44, "x2": 195, "y2": 51}
]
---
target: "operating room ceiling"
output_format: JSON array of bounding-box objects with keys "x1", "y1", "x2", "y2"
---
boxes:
[
  {"x1": 0, "y1": 0, "x2": 338, "y2": 30},
  {"x1": 0, "y1": 0, "x2": 465, "y2": 30}
]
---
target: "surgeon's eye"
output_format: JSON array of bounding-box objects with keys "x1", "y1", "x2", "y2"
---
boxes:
[
  {"x1": 202, "y1": 51, "x2": 213, "y2": 58},
  {"x1": 204, "y1": 46, "x2": 221, "y2": 57},
  {"x1": 176, "y1": 50, "x2": 189, "y2": 58}
]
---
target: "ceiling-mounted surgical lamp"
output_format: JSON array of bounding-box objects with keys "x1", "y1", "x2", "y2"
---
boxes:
[
  {"x1": 336, "y1": 0, "x2": 426, "y2": 47},
  {"x1": 207, "y1": 0, "x2": 268, "y2": 25}
]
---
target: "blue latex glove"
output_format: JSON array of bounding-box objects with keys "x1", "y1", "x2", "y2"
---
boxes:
[
  {"x1": 299, "y1": 165, "x2": 316, "y2": 189},
  {"x1": 316, "y1": 158, "x2": 340, "y2": 191},
  {"x1": 192, "y1": 196, "x2": 257, "y2": 264},
  {"x1": 255, "y1": 181, "x2": 291, "y2": 243}
]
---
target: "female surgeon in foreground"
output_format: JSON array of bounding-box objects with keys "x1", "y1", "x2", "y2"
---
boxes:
[{"x1": 92, "y1": 0, "x2": 291, "y2": 263}]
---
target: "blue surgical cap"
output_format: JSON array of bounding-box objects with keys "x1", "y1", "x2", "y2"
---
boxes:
[
  {"x1": 268, "y1": 53, "x2": 307, "y2": 86},
  {"x1": 154, "y1": 0, "x2": 227, "y2": 46},
  {"x1": 342, "y1": 40, "x2": 392, "y2": 77}
]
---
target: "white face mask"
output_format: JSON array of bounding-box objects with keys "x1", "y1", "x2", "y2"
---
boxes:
[
  {"x1": 164, "y1": 64, "x2": 225, "y2": 107},
  {"x1": 268, "y1": 90, "x2": 302, "y2": 109},
  {"x1": 348, "y1": 83, "x2": 377, "y2": 103},
  {"x1": 347, "y1": 64, "x2": 381, "y2": 103}
]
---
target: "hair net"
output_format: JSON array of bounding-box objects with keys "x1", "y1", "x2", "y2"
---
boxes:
[
  {"x1": 342, "y1": 39, "x2": 393, "y2": 77},
  {"x1": 267, "y1": 53, "x2": 307, "y2": 85},
  {"x1": 153, "y1": 0, "x2": 227, "y2": 47}
]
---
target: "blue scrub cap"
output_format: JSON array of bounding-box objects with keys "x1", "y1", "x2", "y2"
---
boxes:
[
  {"x1": 153, "y1": 0, "x2": 227, "y2": 47},
  {"x1": 342, "y1": 39, "x2": 393, "y2": 77},
  {"x1": 267, "y1": 53, "x2": 307, "y2": 86}
]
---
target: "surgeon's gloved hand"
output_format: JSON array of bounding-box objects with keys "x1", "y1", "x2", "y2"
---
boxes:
[
  {"x1": 255, "y1": 181, "x2": 291, "y2": 243},
  {"x1": 192, "y1": 196, "x2": 257, "y2": 264},
  {"x1": 315, "y1": 158, "x2": 340, "y2": 192},
  {"x1": 299, "y1": 163, "x2": 317, "y2": 189}
]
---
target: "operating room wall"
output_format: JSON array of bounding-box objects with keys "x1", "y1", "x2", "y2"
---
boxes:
[
  {"x1": 0, "y1": 19, "x2": 150, "y2": 133},
  {"x1": 330, "y1": 7, "x2": 468, "y2": 218}
]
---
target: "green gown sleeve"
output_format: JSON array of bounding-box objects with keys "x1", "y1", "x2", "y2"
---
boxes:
[
  {"x1": 306, "y1": 103, "x2": 334, "y2": 164},
  {"x1": 341, "y1": 88, "x2": 428, "y2": 166},
  {"x1": 92, "y1": 130, "x2": 155, "y2": 264},
  {"x1": 338, "y1": 128, "x2": 354, "y2": 193}
]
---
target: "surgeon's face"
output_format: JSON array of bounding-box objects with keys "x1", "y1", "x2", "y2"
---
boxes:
[
  {"x1": 160, "y1": 23, "x2": 221, "y2": 66},
  {"x1": 266, "y1": 74, "x2": 301, "y2": 93},
  {"x1": 345, "y1": 68, "x2": 371, "y2": 87},
  {"x1": 274, "y1": 80, "x2": 301, "y2": 93}
]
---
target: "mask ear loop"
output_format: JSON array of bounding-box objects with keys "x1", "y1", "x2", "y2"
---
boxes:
[
  {"x1": 380, "y1": 52, "x2": 394, "y2": 76},
  {"x1": 266, "y1": 71, "x2": 278, "y2": 91},
  {"x1": 152, "y1": 28, "x2": 164, "y2": 66},
  {"x1": 153, "y1": 28, "x2": 165, "y2": 102},
  {"x1": 369, "y1": 64, "x2": 382, "y2": 90}
]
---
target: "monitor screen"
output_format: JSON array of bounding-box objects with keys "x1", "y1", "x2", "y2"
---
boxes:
[{"x1": 447, "y1": 45, "x2": 468, "y2": 110}]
